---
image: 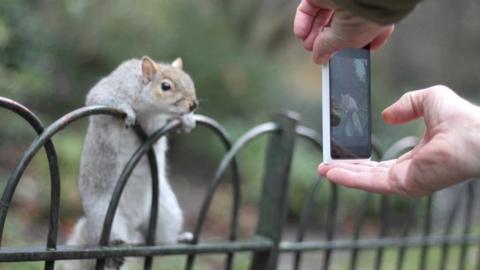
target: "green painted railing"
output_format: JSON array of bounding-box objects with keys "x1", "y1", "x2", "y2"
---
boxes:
[{"x1": 1, "y1": 96, "x2": 479, "y2": 270}]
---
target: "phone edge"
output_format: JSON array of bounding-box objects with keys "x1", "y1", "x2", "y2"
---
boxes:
[{"x1": 322, "y1": 63, "x2": 331, "y2": 164}]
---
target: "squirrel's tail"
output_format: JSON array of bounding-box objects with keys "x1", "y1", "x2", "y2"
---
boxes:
[
  {"x1": 67, "y1": 217, "x2": 88, "y2": 246},
  {"x1": 56, "y1": 217, "x2": 95, "y2": 270}
]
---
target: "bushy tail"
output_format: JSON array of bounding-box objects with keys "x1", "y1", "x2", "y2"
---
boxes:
[{"x1": 56, "y1": 217, "x2": 95, "y2": 270}]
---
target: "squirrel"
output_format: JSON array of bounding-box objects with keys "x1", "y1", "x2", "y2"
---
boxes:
[{"x1": 60, "y1": 56, "x2": 197, "y2": 270}]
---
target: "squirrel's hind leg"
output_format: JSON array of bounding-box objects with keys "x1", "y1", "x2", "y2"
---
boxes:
[
  {"x1": 58, "y1": 217, "x2": 131, "y2": 270},
  {"x1": 154, "y1": 181, "x2": 184, "y2": 244},
  {"x1": 82, "y1": 199, "x2": 132, "y2": 269}
]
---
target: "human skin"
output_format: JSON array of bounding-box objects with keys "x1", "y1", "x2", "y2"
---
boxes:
[
  {"x1": 293, "y1": 0, "x2": 394, "y2": 64},
  {"x1": 318, "y1": 86, "x2": 480, "y2": 197}
]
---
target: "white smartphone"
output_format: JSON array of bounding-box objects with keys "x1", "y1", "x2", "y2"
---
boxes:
[{"x1": 322, "y1": 48, "x2": 371, "y2": 163}]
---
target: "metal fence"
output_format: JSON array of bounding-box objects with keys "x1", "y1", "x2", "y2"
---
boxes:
[{"x1": 0, "y1": 96, "x2": 479, "y2": 270}]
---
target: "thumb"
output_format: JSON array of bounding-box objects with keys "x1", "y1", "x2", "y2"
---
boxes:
[
  {"x1": 312, "y1": 27, "x2": 343, "y2": 64},
  {"x1": 382, "y1": 90, "x2": 427, "y2": 125}
]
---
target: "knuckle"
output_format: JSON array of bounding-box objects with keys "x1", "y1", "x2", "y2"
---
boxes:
[
  {"x1": 320, "y1": 37, "x2": 338, "y2": 52},
  {"x1": 432, "y1": 84, "x2": 452, "y2": 92},
  {"x1": 425, "y1": 85, "x2": 454, "y2": 98},
  {"x1": 295, "y1": 6, "x2": 303, "y2": 17},
  {"x1": 320, "y1": 31, "x2": 345, "y2": 52},
  {"x1": 400, "y1": 91, "x2": 414, "y2": 101},
  {"x1": 349, "y1": 35, "x2": 366, "y2": 48},
  {"x1": 400, "y1": 91, "x2": 421, "y2": 113}
]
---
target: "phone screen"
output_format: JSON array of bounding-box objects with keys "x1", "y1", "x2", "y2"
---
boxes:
[{"x1": 329, "y1": 48, "x2": 371, "y2": 159}]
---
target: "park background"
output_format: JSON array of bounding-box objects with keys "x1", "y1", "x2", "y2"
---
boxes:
[{"x1": 0, "y1": 0, "x2": 479, "y2": 269}]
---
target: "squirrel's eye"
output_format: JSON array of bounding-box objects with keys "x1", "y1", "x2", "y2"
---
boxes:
[{"x1": 161, "y1": 81, "x2": 171, "y2": 91}]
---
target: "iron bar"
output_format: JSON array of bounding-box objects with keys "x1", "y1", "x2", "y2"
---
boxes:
[
  {"x1": 458, "y1": 182, "x2": 475, "y2": 270},
  {"x1": 322, "y1": 183, "x2": 338, "y2": 270},
  {"x1": 280, "y1": 235, "x2": 480, "y2": 252},
  {"x1": 194, "y1": 115, "x2": 242, "y2": 270},
  {"x1": 348, "y1": 193, "x2": 372, "y2": 270},
  {"x1": 418, "y1": 195, "x2": 433, "y2": 270},
  {"x1": 0, "y1": 235, "x2": 478, "y2": 263},
  {"x1": 0, "y1": 97, "x2": 61, "y2": 270},
  {"x1": 0, "y1": 106, "x2": 125, "y2": 250},
  {"x1": 374, "y1": 196, "x2": 390, "y2": 270},
  {"x1": 95, "y1": 120, "x2": 180, "y2": 270},
  {"x1": 0, "y1": 238, "x2": 274, "y2": 262},
  {"x1": 438, "y1": 186, "x2": 464, "y2": 270},
  {"x1": 0, "y1": 97, "x2": 478, "y2": 270},
  {"x1": 250, "y1": 112, "x2": 299, "y2": 270},
  {"x1": 395, "y1": 199, "x2": 417, "y2": 270},
  {"x1": 382, "y1": 136, "x2": 419, "y2": 160},
  {"x1": 130, "y1": 127, "x2": 160, "y2": 270},
  {"x1": 186, "y1": 121, "x2": 279, "y2": 269},
  {"x1": 293, "y1": 177, "x2": 322, "y2": 270}
]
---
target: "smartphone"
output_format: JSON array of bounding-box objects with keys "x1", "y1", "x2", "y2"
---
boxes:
[{"x1": 322, "y1": 47, "x2": 371, "y2": 163}]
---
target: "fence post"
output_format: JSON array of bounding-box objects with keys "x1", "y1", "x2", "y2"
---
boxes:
[{"x1": 250, "y1": 112, "x2": 299, "y2": 270}]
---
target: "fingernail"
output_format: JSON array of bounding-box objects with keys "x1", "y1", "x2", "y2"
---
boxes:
[{"x1": 316, "y1": 54, "x2": 331, "y2": 65}]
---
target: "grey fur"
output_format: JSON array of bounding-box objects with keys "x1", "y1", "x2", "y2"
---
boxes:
[{"x1": 59, "y1": 57, "x2": 197, "y2": 270}]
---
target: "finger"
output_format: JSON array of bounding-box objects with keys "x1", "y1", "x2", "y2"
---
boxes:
[
  {"x1": 318, "y1": 163, "x2": 330, "y2": 175},
  {"x1": 378, "y1": 159, "x2": 398, "y2": 167},
  {"x1": 318, "y1": 160, "x2": 395, "y2": 176},
  {"x1": 318, "y1": 162, "x2": 364, "y2": 176},
  {"x1": 382, "y1": 89, "x2": 428, "y2": 125},
  {"x1": 294, "y1": 0, "x2": 331, "y2": 39},
  {"x1": 303, "y1": 19, "x2": 322, "y2": 51},
  {"x1": 303, "y1": 10, "x2": 333, "y2": 51},
  {"x1": 325, "y1": 168, "x2": 394, "y2": 195},
  {"x1": 369, "y1": 25, "x2": 394, "y2": 50},
  {"x1": 396, "y1": 150, "x2": 414, "y2": 163},
  {"x1": 312, "y1": 26, "x2": 341, "y2": 64},
  {"x1": 317, "y1": 8, "x2": 335, "y2": 26},
  {"x1": 321, "y1": 162, "x2": 389, "y2": 172}
]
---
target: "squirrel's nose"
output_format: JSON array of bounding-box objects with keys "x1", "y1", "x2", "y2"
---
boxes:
[{"x1": 189, "y1": 100, "x2": 198, "y2": 112}]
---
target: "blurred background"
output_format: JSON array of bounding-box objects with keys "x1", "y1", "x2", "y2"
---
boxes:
[{"x1": 0, "y1": 0, "x2": 479, "y2": 269}]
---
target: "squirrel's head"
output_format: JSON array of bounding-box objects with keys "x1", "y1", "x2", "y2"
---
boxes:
[{"x1": 139, "y1": 56, "x2": 198, "y2": 116}]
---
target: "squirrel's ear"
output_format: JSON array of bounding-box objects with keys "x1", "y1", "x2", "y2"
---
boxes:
[
  {"x1": 172, "y1": 57, "x2": 183, "y2": 69},
  {"x1": 141, "y1": 56, "x2": 158, "y2": 84}
]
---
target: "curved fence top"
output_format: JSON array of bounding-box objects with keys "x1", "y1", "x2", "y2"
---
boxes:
[{"x1": 0, "y1": 97, "x2": 479, "y2": 270}]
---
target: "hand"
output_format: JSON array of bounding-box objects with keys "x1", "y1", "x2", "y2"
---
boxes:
[
  {"x1": 318, "y1": 86, "x2": 480, "y2": 196},
  {"x1": 293, "y1": 0, "x2": 394, "y2": 64}
]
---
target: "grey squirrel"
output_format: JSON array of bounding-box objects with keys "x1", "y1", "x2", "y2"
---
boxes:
[{"x1": 60, "y1": 56, "x2": 197, "y2": 270}]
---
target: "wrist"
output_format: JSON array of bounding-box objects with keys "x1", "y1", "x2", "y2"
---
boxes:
[
  {"x1": 330, "y1": 0, "x2": 417, "y2": 25},
  {"x1": 462, "y1": 104, "x2": 480, "y2": 179}
]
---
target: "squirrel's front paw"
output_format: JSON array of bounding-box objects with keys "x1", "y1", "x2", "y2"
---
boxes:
[
  {"x1": 119, "y1": 104, "x2": 136, "y2": 128},
  {"x1": 106, "y1": 239, "x2": 126, "y2": 269},
  {"x1": 179, "y1": 113, "x2": 196, "y2": 133}
]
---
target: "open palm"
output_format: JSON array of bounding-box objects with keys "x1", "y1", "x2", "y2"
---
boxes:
[{"x1": 319, "y1": 86, "x2": 480, "y2": 196}]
